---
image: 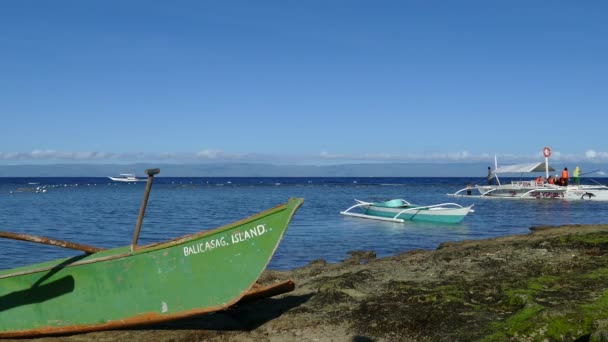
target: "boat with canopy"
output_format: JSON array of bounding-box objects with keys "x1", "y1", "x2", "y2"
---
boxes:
[{"x1": 449, "y1": 147, "x2": 608, "y2": 201}]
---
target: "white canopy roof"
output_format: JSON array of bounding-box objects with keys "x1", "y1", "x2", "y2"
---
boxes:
[{"x1": 495, "y1": 162, "x2": 555, "y2": 174}]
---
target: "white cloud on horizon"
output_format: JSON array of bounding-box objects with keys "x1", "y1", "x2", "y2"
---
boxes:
[
  {"x1": 195, "y1": 149, "x2": 223, "y2": 159},
  {"x1": 585, "y1": 149, "x2": 608, "y2": 159},
  {"x1": 2, "y1": 149, "x2": 608, "y2": 164}
]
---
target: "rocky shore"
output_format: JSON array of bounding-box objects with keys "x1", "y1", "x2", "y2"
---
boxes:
[{"x1": 13, "y1": 224, "x2": 608, "y2": 342}]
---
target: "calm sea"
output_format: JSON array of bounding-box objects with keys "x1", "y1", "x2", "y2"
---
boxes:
[{"x1": 2, "y1": 177, "x2": 608, "y2": 270}]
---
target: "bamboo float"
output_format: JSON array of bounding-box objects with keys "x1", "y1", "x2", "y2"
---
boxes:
[
  {"x1": 0, "y1": 231, "x2": 104, "y2": 253},
  {"x1": 239, "y1": 279, "x2": 296, "y2": 304}
]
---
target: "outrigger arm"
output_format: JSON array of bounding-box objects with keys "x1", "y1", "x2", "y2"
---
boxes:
[
  {"x1": 340, "y1": 200, "x2": 406, "y2": 223},
  {"x1": 0, "y1": 231, "x2": 105, "y2": 254}
]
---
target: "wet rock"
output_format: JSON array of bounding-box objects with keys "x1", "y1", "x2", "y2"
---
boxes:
[
  {"x1": 343, "y1": 250, "x2": 376, "y2": 265},
  {"x1": 591, "y1": 319, "x2": 608, "y2": 342}
]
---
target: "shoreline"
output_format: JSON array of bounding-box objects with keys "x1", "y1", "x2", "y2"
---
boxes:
[{"x1": 8, "y1": 223, "x2": 608, "y2": 341}]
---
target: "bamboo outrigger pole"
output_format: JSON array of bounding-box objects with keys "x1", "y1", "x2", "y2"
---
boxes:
[
  {"x1": 0, "y1": 231, "x2": 104, "y2": 253},
  {"x1": 131, "y1": 168, "x2": 160, "y2": 251}
]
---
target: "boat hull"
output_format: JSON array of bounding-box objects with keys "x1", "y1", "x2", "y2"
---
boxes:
[
  {"x1": 561, "y1": 185, "x2": 608, "y2": 201},
  {"x1": 361, "y1": 204, "x2": 472, "y2": 224},
  {"x1": 472, "y1": 184, "x2": 608, "y2": 201},
  {"x1": 0, "y1": 198, "x2": 303, "y2": 337},
  {"x1": 108, "y1": 176, "x2": 144, "y2": 182}
]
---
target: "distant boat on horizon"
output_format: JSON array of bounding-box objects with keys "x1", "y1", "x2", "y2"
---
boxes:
[{"x1": 107, "y1": 173, "x2": 145, "y2": 182}]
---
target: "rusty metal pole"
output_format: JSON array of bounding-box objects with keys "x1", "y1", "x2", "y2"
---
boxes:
[{"x1": 131, "y1": 168, "x2": 160, "y2": 252}]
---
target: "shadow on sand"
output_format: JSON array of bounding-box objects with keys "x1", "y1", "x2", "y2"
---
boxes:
[{"x1": 132, "y1": 293, "x2": 313, "y2": 332}]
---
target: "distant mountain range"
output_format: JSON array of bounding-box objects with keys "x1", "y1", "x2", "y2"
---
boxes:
[{"x1": 0, "y1": 162, "x2": 605, "y2": 178}]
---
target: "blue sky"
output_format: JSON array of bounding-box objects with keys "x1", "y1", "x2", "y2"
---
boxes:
[{"x1": 1, "y1": 1, "x2": 607, "y2": 166}]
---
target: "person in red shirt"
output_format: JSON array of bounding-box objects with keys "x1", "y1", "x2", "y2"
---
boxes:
[{"x1": 561, "y1": 167, "x2": 569, "y2": 186}]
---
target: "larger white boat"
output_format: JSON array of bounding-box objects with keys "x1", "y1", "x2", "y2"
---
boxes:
[
  {"x1": 108, "y1": 173, "x2": 145, "y2": 182},
  {"x1": 449, "y1": 148, "x2": 608, "y2": 201}
]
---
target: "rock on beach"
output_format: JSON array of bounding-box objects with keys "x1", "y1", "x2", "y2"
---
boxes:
[{"x1": 12, "y1": 224, "x2": 608, "y2": 342}]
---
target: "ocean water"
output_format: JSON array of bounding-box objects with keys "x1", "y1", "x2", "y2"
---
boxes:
[{"x1": 1, "y1": 177, "x2": 608, "y2": 271}]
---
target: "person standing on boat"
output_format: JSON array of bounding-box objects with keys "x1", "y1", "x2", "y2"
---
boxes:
[
  {"x1": 573, "y1": 166, "x2": 581, "y2": 185},
  {"x1": 561, "y1": 167, "x2": 569, "y2": 186},
  {"x1": 487, "y1": 166, "x2": 493, "y2": 185}
]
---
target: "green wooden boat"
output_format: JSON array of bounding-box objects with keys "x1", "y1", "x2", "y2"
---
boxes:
[{"x1": 0, "y1": 169, "x2": 303, "y2": 337}]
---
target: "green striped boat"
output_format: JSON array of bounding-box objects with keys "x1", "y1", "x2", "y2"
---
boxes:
[{"x1": 0, "y1": 169, "x2": 303, "y2": 337}]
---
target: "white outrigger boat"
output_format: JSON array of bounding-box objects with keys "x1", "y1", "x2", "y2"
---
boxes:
[
  {"x1": 341, "y1": 199, "x2": 474, "y2": 224},
  {"x1": 107, "y1": 173, "x2": 145, "y2": 182},
  {"x1": 449, "y1": 147, "x2": 608, "y2": 201}
]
